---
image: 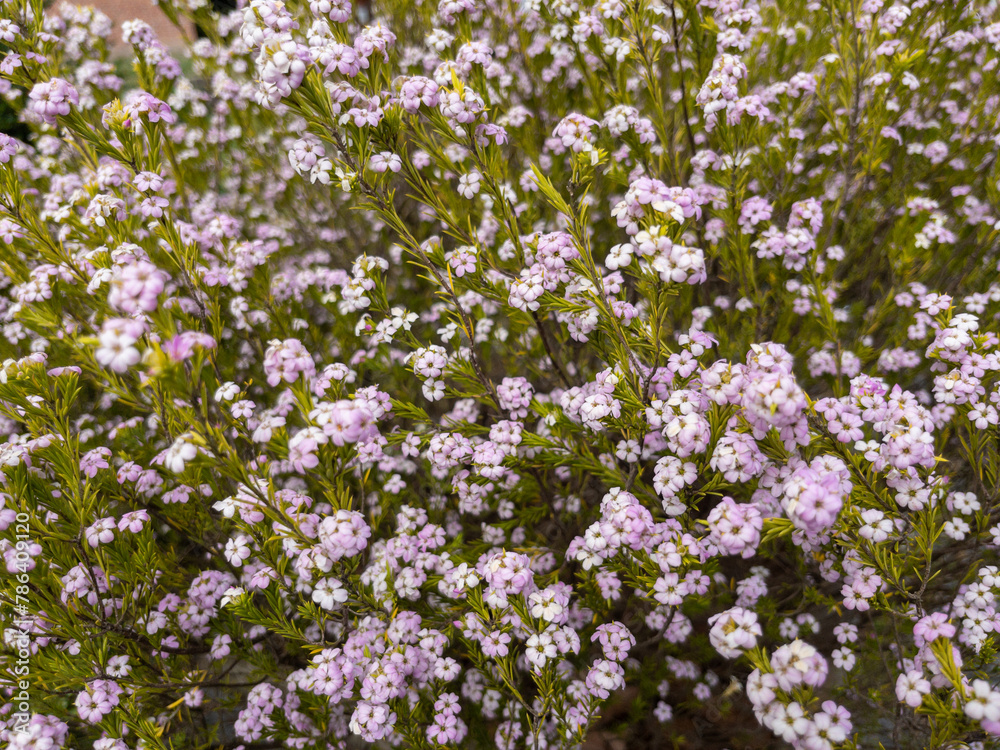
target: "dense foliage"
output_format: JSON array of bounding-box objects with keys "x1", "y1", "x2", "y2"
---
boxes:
[{"x1": 1, "y1": 0, "x2": 1000, "y2": 748}]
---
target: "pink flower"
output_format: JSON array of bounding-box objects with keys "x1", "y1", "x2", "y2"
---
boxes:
[
  {"x1": 913, "y1": 612, "x2": 956, "y2": 646},
  {"x1": 118, "y1": 510, "x2": 149, "y2": 533},
  {"x1": 80, "y1": 447, "x2": 112, "y2": 478},
  {"x1": 263, "y1": 338, "x2": 316, "y2": 387},
  {"x1": 29, "y1": 78, "x2": 79, "y2": 123}
]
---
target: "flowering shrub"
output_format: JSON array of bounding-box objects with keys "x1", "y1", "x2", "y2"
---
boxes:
[{"x1": 1, "y1": 0, "x2": 1000, "y2": 748}]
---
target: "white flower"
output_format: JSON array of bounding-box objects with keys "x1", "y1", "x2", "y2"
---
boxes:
[
  {"x1": 528, "y1": 590, "x2": 563, "y2": 622},
  {"x1": 422, "y1": 379, "x2": 445, "y2": 401},
  {"x1": 335, "y1": 167, "x2": 356, "y2": 192},
  {"x1": 831, "y1": 647, "x2": 855, "y2": 671},
  {"x1": 95, "y1": 320, "x2": 141, "y2": 373},
  {"x1": 164, "y1": 434, "x2": 198, "y2": 473},
  {"x1": 312, "y1": 577, "x2": 349, "y2": 610},
  {"x1": 224, "y1": 535, "x2": 253, "y2": 567},
  {"x1": 457, "y1": 171, "x2": 481, "y2": 198},
  {"x1": 605, "y1": 243, "x2": 633, "y2": 270},
  {"x1": 0, "y1": 442, "x2": 26, "y2": 467},
  {"x1": 214, "y1": 382, "x2": 240, "y2": 402},
  {"x1": 213, "y1": 496, "x2": 239, "y2": 518},
  {"x1": 220, "y1": 587, "x2": 246, "y2": 607},
  {"x1": 309, "y1": 158, "x2": 333, "y2": 184},
  {"x1": 525, "y1": 631, "x2": 556, "y2": 668}
]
